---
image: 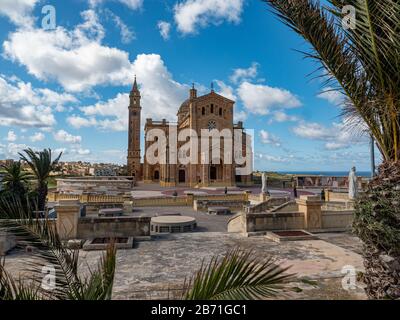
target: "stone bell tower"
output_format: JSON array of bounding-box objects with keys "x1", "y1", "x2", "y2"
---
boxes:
[{"x1": 127, "y1": 76, "x2": 141, "y2": 178}]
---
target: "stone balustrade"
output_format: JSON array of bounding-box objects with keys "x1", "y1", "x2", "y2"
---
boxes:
[
  {"x1": 228, "y1": 195, "x2": 355, "y2": 235},
  {"x1": 193, "y1": 199, "x2": 250, "y2": 211},
  {"x1": 245, "y1": 196, "x2": 291, "y2": 213}
]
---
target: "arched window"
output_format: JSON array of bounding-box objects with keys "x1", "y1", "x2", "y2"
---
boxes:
[
  {"x1": 210, "y1": 104, "x2": 214, "y2": 113},
  {"x1": 202, "y1": 107, "x2": 205, "y2": 115},
  {"x1": 219, "y1": 108, "x2": 222, "y2": 116}
]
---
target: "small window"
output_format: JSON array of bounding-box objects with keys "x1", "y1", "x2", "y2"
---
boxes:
[
  {"x1": 202, "y1": 107, "x2": 205, "y2": 115},
  {"x1": 219, "y1": 108, "x2": 222, "y2": 116},
  {"x1": 211, "y1": 104, "x2": 214, "y2": 113}
]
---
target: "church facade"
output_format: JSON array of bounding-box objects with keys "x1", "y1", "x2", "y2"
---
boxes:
[{"x1": 127, "y1": 78, "x2": 252, "y2": 187}]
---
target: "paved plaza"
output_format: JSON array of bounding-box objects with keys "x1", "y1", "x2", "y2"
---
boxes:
[{"x1": 4, "y1": 231, "x2": 366, "y2": 300}]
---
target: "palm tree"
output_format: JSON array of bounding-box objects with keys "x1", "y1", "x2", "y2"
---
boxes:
[
  {"x1": 19, "y1": 149, "x2": 62, "y2": 211},
  {"x1": 183, "y1": 249, "x2": 294, "y2": 300},
  {"x1": 0, "y1": 161, "x2": 29, "y2": 197},
  {"x1": 263, "y1": 0, "x2": 400, "y2": 299},
  {"x1": 0, "y1": 196, "x2": 116, "y2": 300}
]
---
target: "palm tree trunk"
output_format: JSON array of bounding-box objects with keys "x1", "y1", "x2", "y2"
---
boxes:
[
  {"x1": 354, "y1": 161, "x2": 400, "y2": 299},
  {"x1": 37, "y1": 182, "x2": 48, "y2": 212}
]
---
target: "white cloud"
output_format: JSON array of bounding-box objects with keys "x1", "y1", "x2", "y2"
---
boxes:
[
  {"x1": 234, "y1": 110, "x2": 247, "y2": 123},
  {"x1": 174, "y1": 0, "x2": 244, "y2": 34},
  {"x1": 230, "y1": 62, "x2": 258, "y2": 84},
  {"x1": 54, "y1": 130, "x2": 82, "y2": 144},
  {"x1": 71, "y1": 147, "x2": 91, "y2": 155},
  {"x1": 89, "y1": 0, "x2": 143, "y2": 10},
  {"x1": 215, "y1": 80, "x2": 236, "y2": 101},
  {"x1": 270, "y1": 111, "x2": 299, "y2": 123},
  {"x1": 6, "y1": 142, "x2": 29, "y2": 157},
  {"x1": 3, "y1": 10, "x2": 133, "y2": 92},
  {"x1": 5, "y1": 130, "x2": 17, "y2": 142},
  {"x1": 0, "y1": 75, "x2": 74, "y2": 128},
  {"x1": 73, "y1": 93, "x2": 128, "y2": 131},
  {"x1": 67, "y1": 116, "x2": 98, "y2": 129},
  {"x1": 107, "y1": 10, "x2": 135, "y2": 44},
  {"x1": 259, "y1": 129, "x2": 281, "y2": 147},
  {"x1": 317, "y1": 87, "x2": 345, "y2": 106},
  {"x1": 292, "y1": 121, "x2": 366, "y2": 150},
  {"x1": 158, "y1": 21, "x2": 171, "y2": 40},
  {"x1": 0, "y1": 0, "x2": 38, "y2": 26},
  {"x1": 292, "y1": 122, "x2": 334, "y2": 140},
  {"x1": 256, "y1": 152, "x2": 288, "y2": 163},
  {"x1": 30, "y1": 132, "x2": 45, "y2": 142},
  {"x1": 237, "y1": 81, "x2": 301, "y2": 115},
  {"x1": 68, "y1": 54, "x2": 189, "y2": 131}
]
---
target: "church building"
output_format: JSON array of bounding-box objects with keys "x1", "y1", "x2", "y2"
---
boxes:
[{"x1": 127, "y1": 77, "x2": 252, "y2": 187}]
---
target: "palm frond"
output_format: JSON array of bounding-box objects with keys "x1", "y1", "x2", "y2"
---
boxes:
[
  {"x1": 70, "y1": 244, "x2": 117, "y2": 300},
  {"x1": 263, "y1": 0, "x2": 400, "y2": 161},
  {"x1": 183, "y1": 249, "x2": 295, "y2": 300},
  {"x1": 0, "y1": 259, "x2": 42, "y2": 300},
  {"x1": 0, "y1": 196, "x2": 80, "y2": 299}
]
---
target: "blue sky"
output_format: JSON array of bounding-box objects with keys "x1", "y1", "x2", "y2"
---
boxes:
[{"x1": 0, "y1": 0, "x2": 373, "y2": 171}]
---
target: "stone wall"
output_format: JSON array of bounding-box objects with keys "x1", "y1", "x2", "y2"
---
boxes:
[
  {"x1": 249, "y1": 212, "x2": 305, "y2": 232},
  {"x1": 321, "y1": 211, "x2": 354, "y2": 230},
  {"x1": 325, "y1": 190, "x2": 351, "y2": 202},
  {"x1": 77, "y1": 216, "x2": 151, "y2": 239},
  {"x1": 193, "y1": 199, "x2": 250, "y2": 211},
  {"x1": 245, "y1": 197, "x2": 290, "y2": 213},
  {"x1": 228, "y1": 195, "x2": 355, "y2": 235},
  {"x1": 56, "y1": 176, "x2": 135, "y2": 195},
  {"x1": 49, "y1": 191, "x2": 249, "y2": 208},
  {"x1": 132, "y1": 196, "x2": 188, "y2": 207},
  {"x1": 322, "y1": 201, "x2": 354, "y2": 211},
  {"x1": 55, "y1": 202, "x2": 151, "y2": 240},
  {"x1": 48, "y1": 193, "x2": 128, "y2": 204}
]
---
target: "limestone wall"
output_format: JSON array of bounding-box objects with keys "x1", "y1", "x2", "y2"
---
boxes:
[
  {"x1": 246, "y1": 212, "x2": 305, "y2": 232},
  {"x1": 321, "y1": 211, "x2": 354, "y2": 230},
  {"x1": 77, "y1": 216, "x2": 151, "y2": 239},
  {"x1": 48, "y1": 193, "x2": 128, "y2": 204},
  {"x1": 56, "y1": 176, "x2": 135, "y2": 195},
  {"x1": 193, "y1": 199, "x2": 250, "y2": 211},
  {"x1": 132, "y1": 197, "x2": 188, "y2": 207},
  {"x1": 228, "y1": 195, "x2": 355, "y2": 234},
  {"x1": 245, "y1": 197, "x2": 290, "y2": 213},
  {"x1": 325, "y1": 190, "x2": 351, "y2": 202},
  {"x1": 322, "y1": 201, "x2": 354, "y2": 211},
  {"x1": 49, "y1": 191, "x2": 249, "y2": 209},
  {"x1": 227, "y1": 213, "x2": 247, "y2": 233}
]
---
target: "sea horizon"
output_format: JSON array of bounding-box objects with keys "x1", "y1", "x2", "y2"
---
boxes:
[{"x1": 276, "y1": 171, "x2": 372, "y2": 177}]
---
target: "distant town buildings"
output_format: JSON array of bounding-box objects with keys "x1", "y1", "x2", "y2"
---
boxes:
[
  {"x1": 0, "y1": 159, "x2": 14, "y2": 167},
  {"x1": 52, "y1": 162, "x2": 125, "y2": 177}
]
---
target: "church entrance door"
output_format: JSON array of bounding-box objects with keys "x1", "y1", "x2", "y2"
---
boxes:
[
  {"x1": 154, "y1": 170, "x2": 160, "y2": 181},
  {"x1": 179, "y1": 170, "x2": 186, "y2": 183},
  {"x1": 210, "y1": 165, "x2": 217, "y2": 181}
]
